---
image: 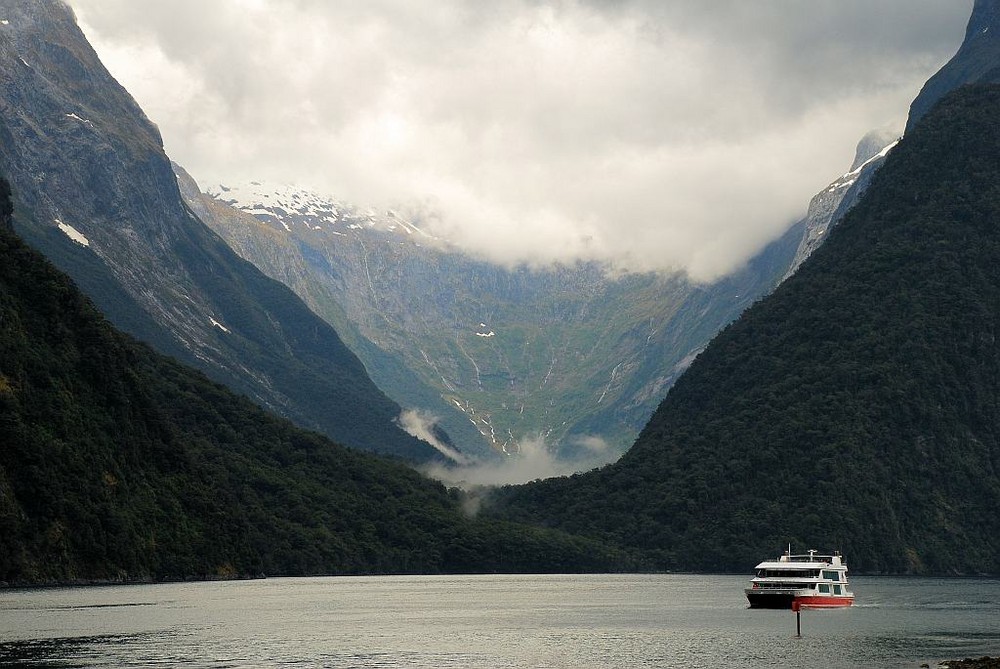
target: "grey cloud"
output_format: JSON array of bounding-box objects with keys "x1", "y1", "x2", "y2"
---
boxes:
[{"x1": 67, "y1": 0, "x2": 971, "y2": 279}]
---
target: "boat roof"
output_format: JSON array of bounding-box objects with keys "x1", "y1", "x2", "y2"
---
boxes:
[
  {"x1": 754, "y1": 551, "x2": 846, "y2": 570},
  {"x1": 754, "y1": 560, "x2": 844, "y2": 569}
]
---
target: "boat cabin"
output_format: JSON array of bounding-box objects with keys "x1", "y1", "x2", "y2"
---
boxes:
[{"x1": 745, "y1": 549, "x2": 854, "y2": 608}]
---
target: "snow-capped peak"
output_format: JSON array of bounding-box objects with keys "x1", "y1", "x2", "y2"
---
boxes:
[{"x1": 205, "y1": 180, "x2": 438, "y2": 242}]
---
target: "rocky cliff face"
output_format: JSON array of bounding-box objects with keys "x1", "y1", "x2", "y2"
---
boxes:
[
  {"x1": 0, "y1": 0, "x2": 441, "y2": 461},
  {"x1": 782, "y1": 130, "x2": 899, "y2": 281}
]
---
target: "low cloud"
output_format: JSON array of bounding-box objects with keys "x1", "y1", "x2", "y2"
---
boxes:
[
  {"x1": 421, "y1": 433, "x2": 618, "y2": 517},
  {"x1": 421, "y1": 433, "x2": 617, "y2": 490},
  {"x1": 68, "y1": 0, "x2": 970, "y2": 280},
  {"x1": 396, "y1": 409, "x2": 471, "y2": 465}
]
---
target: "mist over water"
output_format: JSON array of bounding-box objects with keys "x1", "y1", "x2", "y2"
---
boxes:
[{"x1": 2, "y1": 575, "x2": 997, "y2": 668}]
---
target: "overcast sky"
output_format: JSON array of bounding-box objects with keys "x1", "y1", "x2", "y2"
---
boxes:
[{"x1": 66, "y1": 0, "x2": 971, "y2": 281}]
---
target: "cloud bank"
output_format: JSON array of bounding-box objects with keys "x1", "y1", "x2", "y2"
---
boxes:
[
  {"x1": 421, "y1": 433, "x2": 616, "y2": 493},
  {"x1": 68, "y1": 0, "x2": 970, "y2": 280}
]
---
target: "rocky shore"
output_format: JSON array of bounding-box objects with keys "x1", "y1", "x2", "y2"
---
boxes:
[{"x1": 930, "y1": 658, "x2": 1000, "y2": 669}]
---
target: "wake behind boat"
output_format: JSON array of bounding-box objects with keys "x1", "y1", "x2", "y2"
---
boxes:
[{"x1": 745, "y1": 548, "x2": 854, "y2": 609}]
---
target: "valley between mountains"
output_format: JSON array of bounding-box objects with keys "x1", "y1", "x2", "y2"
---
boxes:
[{"x1": 177, "y1": 132, "x2": 896, "y2": 470}]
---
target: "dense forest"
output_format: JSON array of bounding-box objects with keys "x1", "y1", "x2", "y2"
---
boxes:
[
  {"x1": 488, "y1": 85, "x2": 1000, "y2": 575},
  {"x1": 0, "y1": 182, "x2": 628, "y2": 584}
]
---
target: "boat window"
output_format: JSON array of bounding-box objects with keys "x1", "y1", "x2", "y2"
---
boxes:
[
  {"x1": 822, "y1": 570, "x2": 840, "y2": 581},
  {"x1": 755, "y1": 582, "x2": 819, "y2": 590},
  {"x1": 833, "y1": 585, "x2": 842, "y2": 595},
  {"x1": 819, "y1": 584, "x2": 830, "y2": 594},
  {"x1": 761, "y1": 569, "x2": 820, "y2": 578}
]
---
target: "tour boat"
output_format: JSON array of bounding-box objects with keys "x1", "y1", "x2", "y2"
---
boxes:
[{"x1": 745, "y1": 548, "x2": 854, "y2": 609}]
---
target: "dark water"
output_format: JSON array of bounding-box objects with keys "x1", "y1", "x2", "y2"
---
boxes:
[{"x1": 1, "y1": 574, "x2": 997, "y2": 668}]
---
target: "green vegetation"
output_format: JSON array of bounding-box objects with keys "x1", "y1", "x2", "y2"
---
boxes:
[
  {"x1": 488, "y1": 85, "x2": 1000, "y2": 575},
  {"x1": 0, "y1": 182, "x2": 628, "y2": 584},
  {"x1": 0, "y1": 2, "x2": 441, "y2": 462}
]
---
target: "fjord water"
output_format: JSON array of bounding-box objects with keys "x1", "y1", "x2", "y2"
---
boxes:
[{"x1": 1, "y1": 575, "x2": 997, "y2": 668}]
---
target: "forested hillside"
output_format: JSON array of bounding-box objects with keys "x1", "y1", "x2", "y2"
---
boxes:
[
  {"x1": 0, "y1": 0, "x2": 443, "y2": 462},
  {"x1": 488, "y1": 85, "x2": 1000, "y2": 575},
  {"x1": 0, "y1": 180, "x2": 626, "y2": 584}
]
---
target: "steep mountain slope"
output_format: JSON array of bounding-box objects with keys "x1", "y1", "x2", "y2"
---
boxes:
[
  {"x1": 0, "y1": 0, "x2": 439, "y2": 460},
  {"x1": 0, "y1": 184, "x2": 626, "y2": 583},
  {"x1": 185, "y1": 174, "x2": 802, "y2": 461},
  {"x1": 907, "y1": 0, "x2": 1000, "y2": 132},
  {"x1": 787, "y1": 0, "x2": 1000, "y2": 281},
  {"x1": 781, "y1": 129, "x2": 899, "y2": 281},
  {"x1": 174, "y1": 169, "x2": 491, "y2": 459},
  {"x1": 488, "y1": 85, "x2": 1000, "y2": 576}
]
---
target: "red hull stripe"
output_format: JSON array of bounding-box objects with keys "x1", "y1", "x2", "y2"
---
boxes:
[{"x1": 794, "y1": 596, "x2": 854, "y2": 608}]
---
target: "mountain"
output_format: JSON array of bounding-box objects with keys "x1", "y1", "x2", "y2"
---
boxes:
[
  {"x1": 781, "y1": 129, "x2": 899, "y2": 281},
  {"x1": 174, "y1": 171, "x2": 494, "y2": 459},
  {"x1": 0, "y1": 180, "x2": 628, "y2": 583},
  {"x1": 183, "y1": 127, "x2": 900, "y2": 464},
  {"x1": 487, "y1": 83, "x2": 1000, "y2": 575},
  {"x1": 0, "y1": 0, "x2": 440, "y2": 460},
  {"x1": 784, "y1": 0, "x2": 1000, "y2": 286},
  {"x1": 906, "y1": 0, "x2": 1000, "y2": 133},
  {"x1": 184, "y1": 175, "x2": 803, "y2": 462}
]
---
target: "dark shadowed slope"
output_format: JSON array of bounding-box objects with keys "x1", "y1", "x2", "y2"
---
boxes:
[
  {"x1": 489, "y1": 85, "x2": 1000, "y2": 575},
  {"x1": 0, "y1": 0, "x2": 440, "y2": 461}
]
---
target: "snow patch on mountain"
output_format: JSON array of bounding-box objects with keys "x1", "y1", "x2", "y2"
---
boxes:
[
  {"x1": 55, "y1": 219, "x2": 89, "y2": 247},
  {"x1": 65, "y1": 112, "x2": 94, "y2": 127},
  {"x1": 206, "y1": 181, "x2": 439, "y2": 244},
  {"x1": 842, "y1": 139, "x2": 899, "y2": 180},
  {"x1": 209, "y1": 317, "x2": 231, "y2": 334}
]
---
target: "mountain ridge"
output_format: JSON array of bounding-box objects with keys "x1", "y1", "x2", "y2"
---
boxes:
[{"x1": 0, "y1": 0, "x2": 442, "y2": 461}]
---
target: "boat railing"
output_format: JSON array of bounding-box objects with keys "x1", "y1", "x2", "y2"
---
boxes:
[{"x1": 779, "y1": 551, "x2": 843, "y2": 565}]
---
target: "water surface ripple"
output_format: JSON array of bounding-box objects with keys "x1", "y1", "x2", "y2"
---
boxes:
[{"x1": 1, "y1": 574, "x2": 998, "y2": 668}]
